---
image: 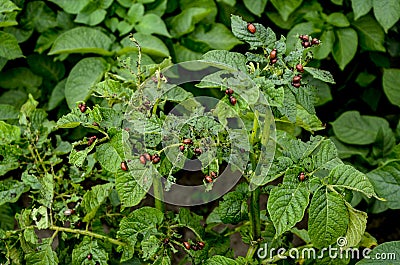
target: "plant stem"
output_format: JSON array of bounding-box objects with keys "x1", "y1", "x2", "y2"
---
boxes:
[
  {"x1": 247, "y1": 109, "x2": 261, "y2": 260},
  {"x1": 49, "y1": 225, "x2": 126, "y2": 247},
  {"x1": 245, "y1": 244, "x2": 258, "y2": 262},
  {"x1": 153, "y1": 175, "x2": 165, "y2": 213},
  {"x1": 249, "y1": 187, "x2": 261, "y2": 242}
]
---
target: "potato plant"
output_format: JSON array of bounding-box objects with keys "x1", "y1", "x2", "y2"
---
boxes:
[{"x1": 1, "y1": 8, "x2": 400, "y2": 265}]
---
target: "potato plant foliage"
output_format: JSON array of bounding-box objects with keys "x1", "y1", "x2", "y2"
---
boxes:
[{"x1": 1, "y1": 1, "x2": 400, "y2": 264}]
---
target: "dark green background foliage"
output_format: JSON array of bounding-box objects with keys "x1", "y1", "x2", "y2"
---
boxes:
[{"x1": 1, "y1": 0, "x2": 400, "y2": 264}]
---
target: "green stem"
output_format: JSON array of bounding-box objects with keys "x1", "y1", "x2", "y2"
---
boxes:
[
  {"x1": 249, "y1": 187, "x2": 261, "y2": 242},
  {"x1": 49, "y1": 225, "x2": 126, "y2": 247},
  {"x1": 152, "y1": 98, "x2": 160, "y2": 116},
  {"x1": 245, "y1": 245, "x2": 258, "y2": 262},
  {"x1": 247, "y1": 110, "x2": 261, "y2": 260},
  {"x1": 153, "y1": 175, "x2": 165, "y2": 213}
]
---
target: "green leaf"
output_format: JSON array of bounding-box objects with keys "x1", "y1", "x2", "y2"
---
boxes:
[
  {"x1": 286, "y1": 21, "x2": 316, "y2": 52},
  {"x1": 178, "y1": 208, "x2": 205, "y2": 238},
  {"x1": 126, "y1": 3, "x2": 144, "y2": 23},
  {"x1": 25, "y1": 244, "x2": 58, "y2": 265},
  {"x1": 205, "y1": 256, "x2": 236, "y2": 265},
  {"x1": 71, "y1": 237, "x2": 108, "y2": 265},
  {"x1": 344, "y1": 202, "x2": 367, "y2": 248},
  {"x1": 26, "y1": 1, "x2": 57, "y2": 33},
  {"x1": 356, "y1": 72, "x2": 377, "y2": 87},
  {"x1": 47, "y1": 79, "x2": 66, "y2": 111},
  {"x1": 330, "y1": 136, "x2": 369, "y2": 159},
  {"x1": 372, "y1": 126, "x2": 396, "y2": 158},
  {"x1": 190, "y1": 23, "x2": 242, "y2": 50},
  {"x1": 356, "y1": 241, "x2": 400, "y2": 264},
  {"x1": 305, "y1": 67, "x2": 336, "y2": 84},
  {"x1": 267, "y1": 182, "x2": 310, "y2": 237},
  {"x1": 373, "y1": 0, "x2": 400, "y2": 32},
  {"x1": 173, "y1": 44, "x2": 202, "y2": 62},
  {"x1": 202, "y1": 50, "x2": 247, "y2": 72},
  {"x1": 311, "y1": 79, "x2": 333, "y2": 106},
  {"x1": 332, "y1": 28, "x2": 358, "y2": 70},
  {"x1": 116, "y1": 20, "x2": 135, "y2": 36},
  {"x1": 309, "y1": 187, "x2": 349, "y2": 248},
  {"x1": 119, "y1": 33, "x2": 170, "y2": 57},
  {"x1": 117, "y1": 207, "x2": 163, "y2": 261},
  {"x1": 94, "y1": 79, "x2": 133, "y2": 101},
  {"x1": 75, "y1": 9, "x2": 107, "y2": 26},
  {"x1": 153, "y1": 255, "x2": 171, "y2": 265},
  {"x1": 38, "y1": 173, "x2": 54, "y2": 208},
  {"x1": 0, "y1": 0, "x2": 20, "y2": 13},
  {"x1": 331, "y1": 111, "x2": 390, "y2": 145},
  {"x1": 367, "y1": 161, "x2": 400, "y2": 209},
  {"x1": 142, "y1": 235, "x2": 161, "y2": 260},
  {"x1": 270, "y1": 0, "x2": 303, "y2": 21},
  {"x1": 291, "y1": 227, "x2": 311, "y2": 244},
  {"x1": 0, "y1": 180, "x2": 28, "y2": 206},
  {"x1": 0, "y1": 10, "x2": 18, "y2": 27},
  {"x1": 312, "y1": 138, "x2": 342, "y2": 171},
  {"x1": 257, "y1": 78, "x2": 284, "y2": 107},
  {"x1": 162, "y1": 86, "x2": 193, "y2": 102},
  {"x1": 0, "y1": 67, "x2": 42, "y2": 90},
  {"x1": 329, "y1": 164, "x2": 378, "y2": 199},
  {"x1": 327, "y1": 13, "x2": 350, "y2": 27},
  {"x1": 0, "y1": 104, "x2": 18, "y2": 120},
  {"x1": 279, "y1": 87, "x2": 297, "y2": 122},
  {"x1": 27, "y1": 54, "x2": 65, "y2": 81},
  {"x1": 383, "y1": 68, "x2": 400, "y2": 107},
  {"x1": 69, "y1": 142, "x2": 96, "y2": 167},
  {"x1": 352, "y1": 0, "x2": 373, "y2": 20},
  {"x1": 169, "y1": 7, "x2": 211, "y2": 38},
  {"x1": 47, "y1": 0, "x2": 90, "y2": 14},
  {"x1": 0, "y1": 31, "x2": 24, "y2": 60},
  {"x1": 49, "y1": 27, "x2": 113, "y2": 56},
  {"x1": 31, "y1": 206, "x2": 49, "y2": 229},
  {"x1": 96, "y1": 142, "x2": 122, "y2": 173},
  {"x1": 81, "y1": 183, "x2": 113, "y2": 222},
  {"x1": 218, "y1": 190, "x2": 249, "y2": 224},
  {"x1": 35, "y1": 29, "x2": 61, "y2": 53},
  {"x1": 57, "y1": 108, "x2": 89, "y2": 129},
  {"x1": 20, "y1": 94, "x2": 39, "y2": 118},
  {"x1": 136, "y1": 14, "x2": 171, "y2": 37},
  {"x1": 243, "y1": 0, "x2": 267, "y2": 17},
  {"x1": 0, "y1": 204, "x2": 15, "y2": 230},
  {"x1": 313, "y1": 30, "x2": 335, "y2": 60},
  {"x1": 331, "y1": 0, "x2": 343, "y2": 5},
  {"x1": 65, "y1": 57, "x2": 109, "y2": 109},
  {"x1": 0, "y1": 120, "x2": 20, "y2": 144},
  {"x1": 115, "y1": 170, "x2": 149, "y2": 208},
  {"x1": 231, "y1": 15, "x2": 276, "y2": 50},
  {"x1": 352, "y1": 15, "x2": 386, "y2": 52}
]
